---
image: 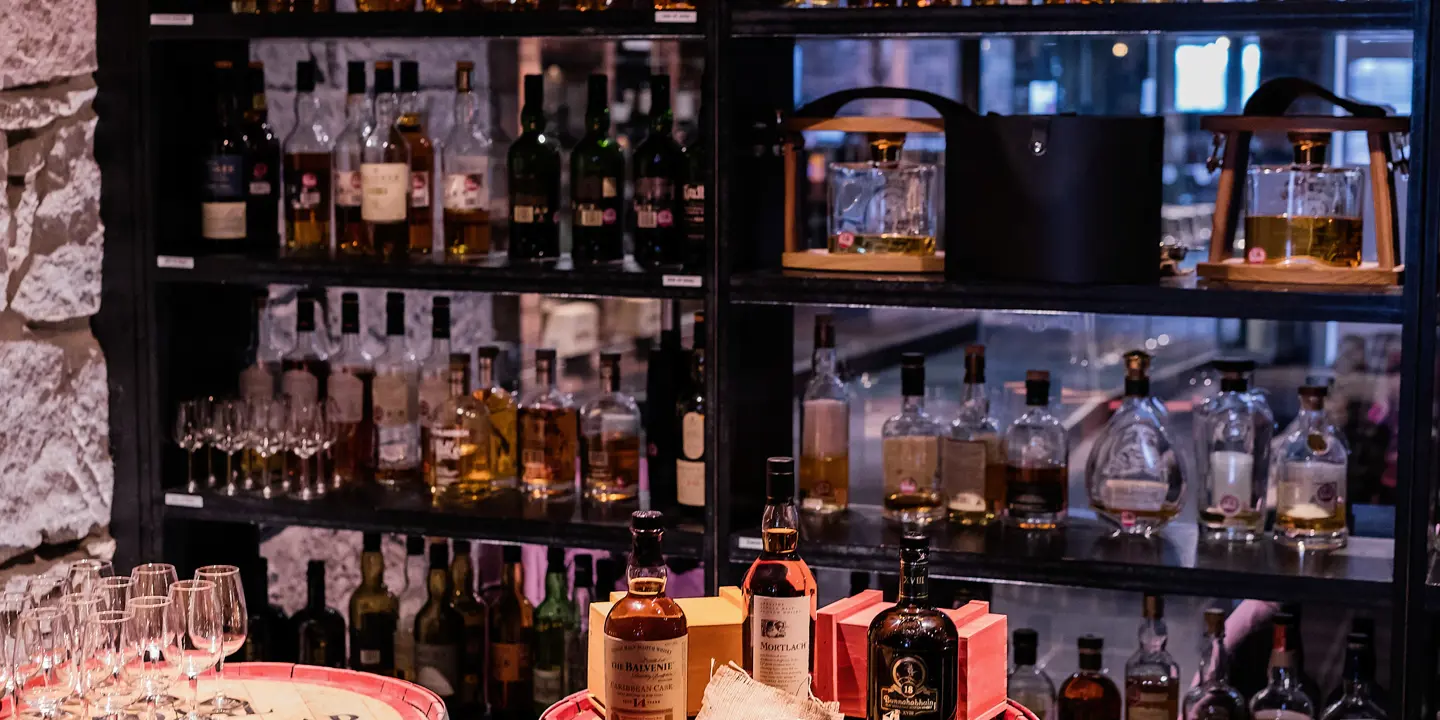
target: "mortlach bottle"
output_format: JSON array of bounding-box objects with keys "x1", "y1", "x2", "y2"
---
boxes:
[
  {"x1": 742, "y1": 457, "x2": 817, "y2": 696},
  {"x1": 867, "y1": 534, "x2": 959, "y2": 720}
]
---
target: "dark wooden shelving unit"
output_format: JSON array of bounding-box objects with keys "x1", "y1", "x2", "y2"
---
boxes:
[{"x1": 147, "y1": 9, "x2": 704, "y2": 38}]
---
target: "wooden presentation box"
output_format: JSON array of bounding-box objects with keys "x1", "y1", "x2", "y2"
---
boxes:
[
  {"x1": 587, "y1": 586, "x2": 745, "y2": 718},
  {"x1": 815, "y1": 591, "x2": 1008, "y2": 720}
]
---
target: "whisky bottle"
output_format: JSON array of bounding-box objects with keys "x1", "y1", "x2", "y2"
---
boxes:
[
  {"x1": 1319, "y1": 633, "x2": 1386, "y2": 720},
  {"x1": 1009, "y1": 629, "x2": 1056, "y2": 720},
  {"x1": 280, "y1": 290, "x2": 330, "y2": 407},
  {"x1": 1057, "y1": 636, "x2": 1121, "y2": 720},
  {"x1": 800, "y1": 314, "x2": 849, "y2": 515},
  {"x1": 241, "y1": 61, "x2": 281, "y2": 255},
  {"x1": 489, "y1": 545, "x2": 535, "y2": 720},
  {"x1": 293, "y1": 560, "x2": 346, "y2": 668},
  {"x1": 534, "y1": 547, "x2": 576, "y2": 714},
  {"x1": 581, "y1": 352, "x2": 643, "y2": 503},
  {"x1": 442, "y1": 62, "x2": 492, "y2": 262},
  {"x1": 419, "y1": 296, "x2": 454, "y2": 479},
  {"x1": 881, "y1": 353, "x2": 944, "y2": 525},
  {"x1": 328, "y1": 292, "x2": 374, "y2": 488},
  {"x1": 603, "y1": 511, "x2": 688, "y2": 719},
  {"x1": 398, "y1": 61, "x2": 435, "y2": 260},
  {"x1": 682, "y1": 87, "x2": 707, "y2": 272},
  {"x1": 519, "y1": 348, "x2": 578, "y2": 498},
  {"x1": 362, "y1": 61, "x2": 411, "y2": 261},
  {"x1": 508, "y1": 74, "x2": 561, "y2": 264},
  {"x1": 944, "y1": 345, "x2": 1001, "y2": 525},
  {"x1": 742, "y1": 457, "x2": 817, "y2": 696},
  {"x1": 1182, "y1": 609, "x2": 1247, "y2": 720},
  {"x1": 676, "y1": 311, "x2": 707, "y2": 519},
  {"x1": 394, "y1": 536, "x2": 427, "y2": 681},
  {"x1": 414, "y1": 542, "x2": 463, "y2": 702},
  {"x1": 201, "y1": 61, "x2": 248, "y2": 248},
  {"x1": 429, "y1": 355, "x2": 493, "y2": 505},
  {"x1": 632, "y1": 75, "x2": 686, "y2": 269},
  {"x1": 867, "y1": 534, "x2": 958, "y2": 720},
  {"x1": 646, "y1": 321, "x2": 683, "y2": 510},
  {"x1": 450, "y1": 541, "x2": 488, "y2": 719},
  {"x1": 238, "y1": 557, "x2": 291, "y2": 663},
  {"x1": 349, "y1": 533, "x2": 399, "y2": 675},
  {"x1": 1272, "y1": 386, "x2": 1348, "y2": 550},
  {"x1": 1124, "y1": 595, "x2": 1180, "y2": 720},
  {"x1": 1326, "y1": 618, "x2": 1387, "y2": 706},
  {"x1": 1087, "y1": 351, "x2": 1185, "y2": 534},
  {"x1": 1004, "y1": 370, "x2": 1068, "y2": 530},
  {"x1": 571, "y1": 74, "x2": 625, "y2": 267},
  {"x1": 373, "y1": 292, "x2": 421, "y2": 489},
  {"x1": 239, "y1": 291, "x2": 280, "y2": 402},
  {"x1": 565, "y1": 554, "x2": 594, "y2": 694},
  {"x1": 476, "y1": 345, "x2": 518, "y2": 488},
  {"x1": 283, "y1": 60, "x2": 332, "y2": 258},
  {"x1": 334, "y1": 61, "x2": 373, "y2": 258},
  {"x1": 1250, "y1": 613, "x2": 1315, "y2": 720},
  {"x1": 1197, "y1": 360, "x2": 1272, "y2": 543}
]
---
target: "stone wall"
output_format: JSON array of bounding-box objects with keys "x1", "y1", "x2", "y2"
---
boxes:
[{"x1": 0, "y1": 0, "x2": 111, "y2": 565}]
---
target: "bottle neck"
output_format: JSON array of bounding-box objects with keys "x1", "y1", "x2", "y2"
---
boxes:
[
  {"x1": 897, "y1": 551, "x2": 930, "y2": 607},
  {"x1": 400, "y1": 92, "x2": 423, "y2": 127},
  {"x1": 650, "y1": 102, "x2": 672, "y2": 135},
  {"x1": 295, "y1": 90, "x2": 322, "y2": 129},
  {"x1": 1125, "y1": 377, "x2": 1150, "y2": 397},
  {"x1": 478, "y1": 358, "x2": 496, "y2": 389},
  {"x1": 346, "y1": 93, "x2": 371, "y2": 127},
  {"x1": 572, "y1": 586, "x2": 592, "y2": 631},
  {"x1": 628, "y1": 530, "x2": 668, "y2": 596},
  {"x1": 449, "y1": 558, "x2": 473, "y2": 600},
  {"x1": 361, "y1": 552, "x2": 384, "y2": 589},
  {"x1": 307, "y1": 574, "x2": 326, "y2": 609},
  {"x1": 385, "y1": 333, "x2": 408, "y2": 357},
  {"x1": 1138, "y1": 617, "x2": 1168, "y2": 652},
  {"x1": 902, "y1": 393, "x2": 925, "y2": 413},
  {"x1": 812, "y1": 347, "x2": 837, "y2": 376},
  {"x1": 600, "y1": 363, "x2": 619, "y2": 393},
  {"x1": 374, "y1": 94, "x2": 400, "y2": 130},
  {"x1": 1342, "y1": 648, "x2": 1373, "y2": 699},
  {"x1": 454, "y1": 90, "x2": 479, "y2": 130},
  {"x1": 587, "y1": 102, "x2": 610, "y2": 135},
  {"x1": 1296, "y1": 406, "x2": 1327, "y2": 429},
  {"x1": 960, "y1": 380, "x2": 987, "y2": 413},
  {"x1": 340, "y1": 330, "x2": 361, "y2": 356},
  {"x1": 761, "y1": 498, "x2": 799, "y2": 554},
  {"x1": 429, "y1": 337, "x2": 452, "y2": 362},
  {"x1": 1200, "y1": 631, "x2": 1229, "y2": 685},
  {"x1": 691, "y1": 348, "x2": 705, "y2": 385},
  {"x1": 545, "y1": 565, "x2": 567, "y2": 599},
  {"x1": 521, "y1": 102, "x2": 545, "y2": 135},
  {"x1": 427, "y1": 567, "x2": 449, "y2": 601},
  {"x1": 503, "y1": 560, "x2": 523, "y2": 592}
]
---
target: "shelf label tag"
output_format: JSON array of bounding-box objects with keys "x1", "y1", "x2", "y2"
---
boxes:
[
  {"x1": 654, "y1": 10, "x2": 698, "y2": 23},
  {"x1": 164, "y1": 493, "x2": 204, "y2": 509},
  {"x1": 149, "y1": 13, "x2": 194, "y2": 25},
  {"x1": 156, "y1": 255, "x2": 195, "y2": 270},
  {"x1": 662, "y1": 274, "x2": 702, "y2": 288},
  {"x1": 737, "y1": 536, "x2": 763, "y2": 551}
]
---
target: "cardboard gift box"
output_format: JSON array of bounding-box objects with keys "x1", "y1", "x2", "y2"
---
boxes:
[
  {"x1": 587, "y1": 586, "x2": 745, "y2": 718},
  {"x1": 815, "y1": 590, "x2": 1008, "y2": 720}
]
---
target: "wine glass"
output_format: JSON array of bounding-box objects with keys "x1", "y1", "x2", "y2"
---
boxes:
[
  {"x1": 247, "y1": 399, "x2": 287, "y2": 499},
  {"x1": 88, "y1": 610, "x2": 139, "y2": 720},
  {"x1": 27, "y1": 575, "x2": 65, "y2": 610},
  {"x1": 94, "y1": 578, "x2": 133, "y2": 613},
  {"x1": 0, "y1": 592, "x2": 30, "y2": 713},
  {"x1": 14, "y1": 607, "x2": 74, "y2": 720},
  {"x1": 129, "y1": 564, "x2": 178, "y2": 600},
  {"x1": 65, "y1": 559, "x2": 113, "y2": 598},
  {"x1": 58, "y1": 593, "x2": 99, "y2": 706},
  {"x1": 211, "y1": 400, "x2": 249, "y2": 497},
  {"x1": 288, "y1": 402, "x2": 325, "y2": 501},
  {"x1": 127, "y1": 596, "x2": 178, "y2": 718},
  {"x1": 165, "y1": 581, "x2": 221, "y2": 720},
  {"x1": 174, "y1": 401, "x2": 206, "y2": 494},
  {"x1": 198, "y1": 396, "x2": 218, "y2": 489},
  {"x1": 193, "y1": 566, "x2": 246, "y2": 711}
]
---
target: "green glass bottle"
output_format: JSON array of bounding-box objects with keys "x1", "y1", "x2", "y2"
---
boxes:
[
  {"x1": 507, "y1": 74, "x2": 561, "y2": 264},
  {"x1": 570, "y1": 74, "x2": 625, "y2": 267},
  {"x1": 348, "y1": 533, "x2": 399, "y2": 675},
  {"x1": 533, "y1": 547, "x2": 576, "y2": 714},
  {"x1": 488, "y1": 545, "x2": 534, "y2": 720},
  {"x1": 450, "y1": 540, "x2": 489, "y2": 718},
  {"x1": 632, "y1": 75, "x2": 686, "y2": 269},
  {"x1": 414, "y1": 542, "x2": 463, "y2": 703}
]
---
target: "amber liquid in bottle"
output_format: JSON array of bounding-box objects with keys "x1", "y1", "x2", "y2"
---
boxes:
[
  {"x1": 741, "y1": 459, "x2": 817, "y2": 697},
  {"x1": 603, "y1": 511, "x2": 688, "y2": 720},
  {"x1": 398, "y1": 63, "x2": 435, "y2": 260},
  {"x1": 285, "y1": 152, "x2": 332, "y2": 257},
  {"x1": 475, "y1": 348, "x2": 518, "y2": 487},
  {"x1": 1058, "y1": 636, "x2": 1122, "y2": 720},
  {"x1": 519, "y1": 350, "x2": 578, "y2": 498}
]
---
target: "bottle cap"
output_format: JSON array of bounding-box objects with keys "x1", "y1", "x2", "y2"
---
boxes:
[
  {"x1": 503, "y1": 544, "x2": 522, "y2": 563},
  {"x1": 766, "y1": 456, "x2": 795, "y2": 502},
  {"x1": 1025, "y1": 370, "x2": 1051, "y2": 406},
  {"x1": 477, "y1": 345, "x2": 499, "y2": 361},
  {"x1": 1013, "y1": 628, "x2": 1038, "y2": 665},
  {"x1": 587, "y1": 74, "x2": 608, "y2": 109},
  {"x1": 432, "y1": 296, "x2": 450, "y2": 339},
  {"x1": 1124, "y1": 350, "x2": 1151, "y2": 396},
  {"x1": 341, "y1": 292, "x2": 359, "y2": 333},
  {"x1": 296, "y1": 60, "x2": 317, "y2": 93},
  {"x1": 1203, "y1": 608, "x2": 1226, "y2": 635},
  {"x1": 215, "y1": 60, "x2": 233, "y2": 70},
  {"x1": 814, "y1": 314, "x2": 835, "y2": 350},
  {"x1": 1347, "y1": 631, "x2": 1367, "y2": 649},
  {"x1": 406, "y1": 535, "x2": 425, "y2": 555},
  {"x1": 374, "y1": 61, "x2": 394, "y2": 94},
  {"x1": 399, "y1": 60, "x2": 419, "y2": 93},
  {"x1": 900, "y1": 533, "x2": 927, "y2": 552},
  {"x1": 453, "y1": 539, "x2": 471, "y2": 555},
  {"x1": 385, "y1": 291, "x2": 405, "y2": 335},
  {"x1": 347, "y1": 61, "x2": 366, "y2": 95},
  {"x1": 1299, "y1": 385, "x2": 1329, "y2": 399},
  {"x1": 1142, "y1": 593, "x2": 1164, "y2": 619},
  {"x1": 429, "y1": 542, "x2": 448, "y2": 568},
  {"x1": 548, "y1": 547, "x2": 566, "y2": 569},
  {"x1": 307, "y1": 559, "x2": 325, "y2": 580},
  {"x1": 523, "y1": 74, "x2": 543, "y2": 105},
  {"x1": 901, "y1": 353, "x2": 925, "y2": 397},
  {"x1": 1078, "y1": 634, "x2": 1103, "y2": 652},
  {"x1": 363, "y1": 533, "x2": 381, "y2": 553},
  {"x1": 632, "y1": 510, "x2": 665, "y2": 532}
]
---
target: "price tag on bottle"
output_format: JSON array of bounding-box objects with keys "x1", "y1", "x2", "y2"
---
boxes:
[
  {"x1": 662, "y1": 274, "x2": 702, "y2": 288},
  {"x1": 149, "y1": 13, "x2": 194, "y2": 25},
  {"x1": 737, "y1": 536, "x2": 763, "y2": 551},
  {"x1": 164, "y1": 493, "x2": 204, "y2": 509},
  {"x1": 654, "y1": 10, "x2": 698, "y2": 23},
  {"x1": 156, "y1": 255, "x2": 195, "y2": 270}
]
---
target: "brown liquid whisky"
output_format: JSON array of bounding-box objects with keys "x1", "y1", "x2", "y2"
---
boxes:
[
  {"x1": 1244, "y1": 215, "x2": 1363, "y2": 267},
  {"x1": 603, "y1": 511, "x2": 688, "y2": 719}
]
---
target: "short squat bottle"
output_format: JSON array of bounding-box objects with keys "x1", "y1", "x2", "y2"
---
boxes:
[
  {"x1": 1004, "y1": 370, "x2": 1068, "y2": 530},
  {"x1": 1272, "y1": 386, "x2": 1348, "y2": 550}
]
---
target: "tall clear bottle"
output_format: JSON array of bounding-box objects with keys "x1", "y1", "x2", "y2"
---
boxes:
[
  {"x1": 1319, "y1": 633, "x2": 1386, "y2": 720},
  {"x1": 1004, "y1": 370, "x2": 1068, "y2": 530},
  {"x1": 418, "y1": 296, "x2": 453, "y2": 476},
  {"x1": 944, "y1": 345, "x2": 1001, "y2": 525},
  {"x1": 520, "y1": 348, "x2": 578, "y2": 497},
  {"x1": 328, "y1": 292, "x2": 374, "y2": 488},
  {"x1": 362, "y1": 61, "x2": 411, "y2": 261},
  {"x1": 283, "y1": 59, "x2": 332, "y2": 258},
  {"x1": 881, "y1": 353, "x2": 944, "y2": 525},
  {"x1": 1198, "y1": 360, "x2": 1272, "y2": 542},
  {"x1": 373, "y1": 291, "x2": 421, "y2": 489},
  {"x1": 442, "y1": 61, "x2": 492, "y2": 262},
  {"x1": 741, "y1": 457, "x2": 817, "y2": 696},
  {"x1": 334, "y1": 61, "x2": 373, "y2": 258},
  {"x1": 393, "y1": 536, "x2": 427, "y2": 683},
  {"x1": 1124, "y1": 595, "x2": 1180, "y2": 720},
  {"x1": 581, "y1": 353, "x2": 643, "y2": 503},
  {"x1": 1250, "y1": 612, "x2": 1315, "y2": 720},
  {"x1": 398, "y1": 61, "x2": 435, "y2": 260},
  {"x1": 476, "y1": 345, "x2": 518, "y2": 487},
  {"x1": 799, "y1": 314, "x2": 849, "y2": 515},
  {"x1": 1087, "y1": 351, "x2": 1185, "y2": 534},
  {"x1": 1009, "y1": 629, "x2": 1056, "y2": 720},
  {"x1": 1272, "y1": 386, "x2": 1348, "y2": 550},
  {"x1": 1182, "y1": 609, "x2": 1248, "y2": 720}
]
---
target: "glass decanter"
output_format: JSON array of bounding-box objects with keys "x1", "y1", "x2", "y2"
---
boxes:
[
  {"x1": 1271, "y1": 386, "x2": 1348, "y2": 551},
  {"x1": 1086, "y1": 351, "x2": 1184, "y2": 534},
  {"x1": 1197, "y1": 360, "x2": 1272, "y2": 543},
  {"x1": 828, "y1": 133, "x2": 938, "y2": 256},
  {"x1": 1244, "y1": 132, "x2": 1364, "y2": 268}
]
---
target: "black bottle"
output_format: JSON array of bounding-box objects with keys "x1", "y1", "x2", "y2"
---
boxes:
[
  {"x1": 867, "y1": 534, "x2": 959, "y2": 720},
  {"x1": 201, "y1": 60, "x2": 249, "y2": 252},
  {"x1": 1325, "y1": 617, "x2": 1387, "y2": 707},
  {"x1": 507, "y1": 74, "x2": 561, "y2": 264},
  {"x1": 293, "y1": 560, "x2": 347, "y2": 667},
  {"x1": 631, "y1": 75, "x2": 687, "y2": 269},
  {"x1": 570, "y1": 74, "x2": 625, "y2": 267},
  {"x1": 646, "y1": 318, "x2": 683, "y2": 511},
  {"x1": 240, "y1": 61, "x2": 281, "y2": 257},
  {"x1": 239, "y1": 557, "x2": 292, "y2": 663}
]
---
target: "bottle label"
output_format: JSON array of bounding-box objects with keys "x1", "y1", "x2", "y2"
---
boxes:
[
  {"x1": 511, "y1": 194, "x2": 554, "y2": 225},
  {"x1": 635, "y1": 177, "x2": 677, "y2": 230},
  {"x1": 577, "y1": 203, "x2": 609, "y2": 227},
  {"x1": 352, "y1": 613, "x2": 396, "y2": 673},
  {"x1": 802, "y1": 398, "x2": 848, "y2": 458},
  {"x1": 239, "y1": 364, "x2": 275, "y2": 402},
  {"x1": 882, "y1": 436, "x2": 939, "y2": 498},
  {"x1": 604, "y1": 634, "x2": 687, "y2": 720},
  {"x1": 677, "y1": 411, "x2": 705, "y2": 507},
  {"x1": 750, "y1": 595, "x2": 812, "y2": 696},
  {"x1": 1208, "y1": 450, "x2": 1254, "y2": 517},
  {"x1": 281, "y1": 368, "x2": 319, "y2": 406},
  {"x1": 418, "y1": 374, "x2": 449, "y2": 426},
  {"x1": 1099, "y1": 478, "x2": 1168, "y2": 513},
  {"x1": 1125, "y1": 685, "x2": 1177, "y2": 720},
  {"x1": 327, "y1": 372, "x2": 365, "y2": 423},
  {"x1": 410, "y1": 170, "x2": 431, "y2": 208},
  {"x1": 335, "y1": 169, "x2": 363, "y2": 207},
  {"x1": 683, "y1": 182, "x2": 705, "y2": 229},
  {"x1": 444, "y1": 170, "x2": 488, "y2": 211},
  {"x1": 1279, "y1": 459, "x2": 1344, "y2": 519},
  {"x1": 361, "y1": 649, "x2": 380, "y2": 666},
  {"x1": 941, "y1": 436, "x2": 994, "y2": 512},
  {"x1": 872, "y1": 646, "x2": 954, "y2": 720},
  {"x1": 374, "y1": 373, "x2": 416, "y2": 468},
  {"x1": 534, "y1": 667, "x2": 563, "y2": 709},
  {"x1": 202, "y1": 201, "x2": 247, "y2": 240},
  {"x1": 248, "y1": 179, "x2": 272, "y2": 197},
  {"x1": 432, "y1": 427, "x2": 468, "y2": 477},
  {"x1": 287, "y1": 166, "x2": 328, "y2": 211},
  {"x1": 205, "y1": 154, "x2": 245, "y2": 199},
  {"x1": 588, "y1": 446, "x2": 611, "y2": 482},
  {"x1": 361, "y1": 162, "x2": 409, "y2": 222},
  {"x1": 491, "y1": 641, "x2": 529, "y2": 683},
  {"x1": 604, "y1": 177, "x2": 619, "y2": 198},
  {"x1": 520, "y1": 409, "x2": 577, "y2": 484},
  {"x1": 414, "y1": 642, "x2": 459, "y2": 698}
]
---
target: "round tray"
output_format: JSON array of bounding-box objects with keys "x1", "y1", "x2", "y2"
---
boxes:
[{"x1": 539, "y1": 690, "x2": 1040, "y2": 720}]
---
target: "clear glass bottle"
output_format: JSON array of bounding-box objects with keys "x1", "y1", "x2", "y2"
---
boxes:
[
  {"x1": 945, "y1": 345, "x2": 1002, "y2": 525},
  {"x1": 881, "y1": 353, "x2": 944, "y2": 525},
  {"x1": 239, "y1": 292, "x2": 280, "y2": 402},
  {"x1": 1004, "y1": 370, "x2": 1068, "y2": 530},
  {"x1": 799, "y1": 314, "x2": 849, "y2": 515},
  {"x1": 418, "y1": 296, "x2": 453, "y2": 476},
  {"x1": 1319, "y1": 633, "x2": 1386, "y2": 720},
  {"x1": 328, "y1": 292, "x2": 375, "y2": 489},
  {"x1": 520, "y1": 348, "x2": 578, "y2": 498},
  {"x1": 1244, "y1": 133, "x2": 1364, "y2": 268},
  {"x1": 361, "y1": 61, "x2": 411, "y2": 261},
  {"x1": 1182, "y1": 609, "x2": 1248, "y2": 720},
  {"x1": 581, "y1": 353, "x2": 643, "y2": 503},
  {"x1": 283, "y1": 59, "x2": 332, "y2": 258},
  {"x1": 1087, "y1": 351, "x2": 1184, "y2": 534},
  {"x1": 1198, "y1": 360, "x2": 1272, "y2": 542},
  {"x1": 393, "y1": 535, "x2": 428, "y2": 683},
  {"x1": 1250, "y1": 612, "x2": 1315, "y2": 720},
  {"x1": 442, "y1": 61, "x2": 492, "y2": 262},
  {"x1": 827, "y1": 133, "x2": 938, "y2": 256},
  {"x1": 428, "y1": 354, "x2": 492, "y2": 506},
  {"x1": 1124, "y1": 595, "x2": 1180, "y2": 720},
  {"x1": 373, "y1": 291, "x2": 421, "y2": 490},
  {"x1": 1009, "y1": 628, "x2": 1056, "y2": 720},
  {"x1": 476, "y1": 345, "x2": 518, "y2": 488},
  {"x1": 334, "y1": 61, "x2": 373, "y2": 258},
  {"x1": 1272, "y1": 386, "x2": 1348, "y2": 550},
  {"x1": 280, "y1": 290, "x2": 330, "y2": 407}
]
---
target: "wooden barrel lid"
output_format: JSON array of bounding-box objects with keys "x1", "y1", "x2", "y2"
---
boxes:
[{"x1": 539, "y1": 691, "x2": 1040, "y2": 720}]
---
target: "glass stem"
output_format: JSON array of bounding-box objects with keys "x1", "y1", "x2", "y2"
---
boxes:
[
  {"x1": 215, "y1": 656, "x2": 227, "y2": 705},
  {"x1": 186, "y1": 449, "x2": 195, "y2": 487},
  {"x1": 262, "y1": 454, "x2": 271, "y2": 492},
  {"x1": 207, "y1": 448, "x2": 215, "y2": 483},
  {"x1": 190, "y1": 673, "x2": 199, "y2": 717},
  {"x1": 225, "y1": 451, "x2": 235, "y2": 488}
]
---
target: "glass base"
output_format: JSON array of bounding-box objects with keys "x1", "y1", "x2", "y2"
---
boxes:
[
  {"x1": 883, "y1": 505, "x2": 944, "y2": 525},
  {"x1": 522, "y1": 480, "x2": 574, "y2": 498},
  {"x1": 1199, "y1": 524, "x2": 1262, "y2": 543},
  {"x1": 948, "y1": 507, "x2": 995, "y2": 526},
  {"x1": 1005, "y1": 510, "x2": 1065, "y2": 530},
  {"x1": 1273, "y1": 528, "x2": 1347, "y2": 551},
  {"x1": 800, "y1": 499, "x2": 846, "y2": 515}
]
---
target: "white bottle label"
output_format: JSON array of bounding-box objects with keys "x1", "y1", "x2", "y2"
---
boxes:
[
  {"x1": 1279, "y1": 459, "x2": 1344, "y2": 519},
  {"x1": 882, "y1": 436, "x2": 939, "y2": 497},
  {"x1": 281, "y1": 369, "x2": 319, "y2": 406},
  {"x1": 373, "y1": 372, "x2": 417, "y2": 469},
  {"x1": 681, "y1": 411, "x2": 704, "y2": 459},
  {"x1": 327, "y1": 372, "x2": 365, "y2": 423},
  {"x1": 410, "y1": 170, "x2": 431, "y2": 208},
  {"x1": 202, "y1": 202, "x2": 247, "y2": 240},
  {"x1": 418, "y1": 375, "x2": 449, "y2": 426},
  {"x1": 801, "y1": 398, "x2": 848, "y2": 458},
  {"x1": 1208, "y1": 450, "x2": 1254, "y2": 517},
  {"x1": 941, "y1": 436, "x2": 992, "y2": 512},
  {"x1": 335, "y1": 169, "x2": 363, "y2": 207},
  {"x1": 677, "y1": 411, "x2": 705, "y2": 507},
  {"x1": 750, "y1": 595, "x2": 812, "y2": 696},
  {"x1": 443, "y1": 172, "x2": 488, "y2": 211},
  {"x1": 604, "y1": 634, "x2": 687, "y2": 720},
  {"x1": 239, "y1": 364, "x2": 275, "y2": 402},
  {"x1": 361, "y1": 162, "x2": 409, "y2": 222}
]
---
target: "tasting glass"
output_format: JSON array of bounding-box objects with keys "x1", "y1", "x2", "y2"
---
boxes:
[
  {"x1": 88, "y1": 610, "x2": 139, "y2": 720},
  {"x1": 287, "y1": 401, "x2": 324, "y2": 501},
  {"x1": 193, "y1": 566, "x2": 246, "y2": 710},
  {"x1": 165, "y1": 581, "x2": 221, "y2": 720},
  {"x1": 321, "y1": 398, "x2": 342, "y2": 493},
  {"x1": 57, "y1": 594, "x2": 99, "y2": 706},
  {"x1": 210, "y1": 400, "x2": 249, "y2": 497},
  {"x1": 26, "y1": 576, "x2": 65, "y2": 610},
  {"x1": 173, "y1": 401, "x2": 206, "y2": 494},
  {"x1": 129, "y1": 564, "x2": 178, "y2": 600},
  {"x1": 198, "y1": 396, "x2": 218, "y2": 489},
  {"x1": 0, "y1": 592, "x2": 30, "y2": 711},
  {"x1": 14, "y1": 607, "x2": 74, "y2": 720},
  {"x1": 64, "y1": 559, "x2": 113, "y2": 598},
  {"x1": 246, "y1": 399, "x2": 287, "y2": 499},
  {"x1": 94, "y1": 578, "x2": 133, "y2": 613},
  {"x1": 126, "y1": 596, "x2": 178, "y2": 714}
]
